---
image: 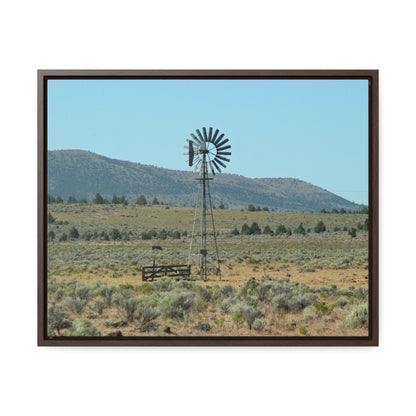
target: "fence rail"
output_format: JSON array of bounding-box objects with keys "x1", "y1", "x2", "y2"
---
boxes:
[{"x1": 142, "y1": 264, "x2": 191, "y2": 281}]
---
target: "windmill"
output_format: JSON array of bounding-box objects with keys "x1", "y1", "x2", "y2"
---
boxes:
[{"x1": 184, "y1": 127, "x2": 231, "y2": 281}]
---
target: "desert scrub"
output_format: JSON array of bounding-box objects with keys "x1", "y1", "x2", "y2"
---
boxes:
[
  {"x1": 99, "y1": 284, "x2": 117, "y2": 307},
  {"x1": 76, "y1": 284, "x2": 91, "y2": 301},
  {"x1": 271, "y1": 292, "x2": 315, "y2": 313},
  {"x1": 159, "y1": 290, "x2": 195, "y2": 320},
  {"x1": 298, "y1": 265, "x2": 316, "y2": 273},
  {"x1": 231, "y1": 302, "x2": 263, "y2": 330},
  {"x1": 153, "y1": 276, "x2": 176, "y2": 292},
  {"x1": 68, "y1": 318, "x2": 101, "y2": 336},
  {"x1": 287, "y1": 293, "x2": 316, "y2": 312},
  {"x1": 48, "y1": 304, "x2": 71, "y2": 336},
  {"x1": 137, "y1": 283, "x2": 156, "y2": 295},
  {"x1": 271, "y1": 294, "x2": 289, "y2": 313},
  {"x1": 336, "y1": 288, "x2": 354, "y2": 297},
  {"x1": 65, "y1": 297, "x2": 88, "y2": 315},
  {"x1": 177, "y1": 279, "x2": 195, "y2": 291},
  {"x1": 222, "y1": 285, "x2": 235, "y2": 297},
  {"x1": 90, "y1": 298, "x2": 106, "y2": 315},
  {"x1": 193, "y1": 296, "x2": 209, "y2": 313},
  {"x1": 196, "y1": 285, "x2": 211, "y2": 302},
  {"x1": 254, "y1": 280, "x2": 273, "y2": 302},
  {"x1": 345, "y1": 303, "x2": 368, "y2": 328},
  {"x1": 136, "y1": 296, "x2": 160, "y2": 332},
  {"x1": 314, "y1": 302, "x2": 336, "y2": 315},
  {"x1": 244, "y1": 294, "x2": 260, "y2": 307},
  {"x1": 252, "y1": 318, "x2": 267, "y2": 331},
  {"x1": 353, "y1": 287, "x2": 368, "y2": 300},
  {"x1": 336, "y1": 296, "x2": 349, "y2": 308},
  {"x1": 219, "y1": 298, "x2": 233, "y2": 313},
  {"x1": 118, "y1": 297, "x2": 140, "y2": 322},
  {"x1": 284, "y1": 317, "x2": 297, "y2": 331},
  {"x1": 210, "y1": 286, "x2": 223, "y2": 302},
  {"x1": 238, "y1": 279, "x2": 258, "y2": 298},
  {"x1": 310, "y1": 284, "x2": 338, "y2": 297},
  {"x1": 302, "y1": 305, "x2": 322, "y2": 321},
  {"x1": 102, "y1": 318, "x2": 128, "y2": 328}
]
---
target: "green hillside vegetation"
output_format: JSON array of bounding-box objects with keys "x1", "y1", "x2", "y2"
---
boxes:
[{"x1": 48, "y1": 150, "x2": 366, "y2": 212}]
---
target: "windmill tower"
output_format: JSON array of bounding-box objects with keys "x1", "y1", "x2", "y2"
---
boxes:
[{"x1": 184, "y1": 127, "x2": 231, "y2": 280}]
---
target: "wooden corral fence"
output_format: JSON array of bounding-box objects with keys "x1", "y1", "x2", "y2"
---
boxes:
[{"x1": 142, "y1": 264, "x2": 191, "y2": 282}]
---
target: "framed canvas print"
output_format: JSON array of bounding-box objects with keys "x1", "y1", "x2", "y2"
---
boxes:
[{"x1": 38, "y1": 70, "x2": 378, "y2": 346}]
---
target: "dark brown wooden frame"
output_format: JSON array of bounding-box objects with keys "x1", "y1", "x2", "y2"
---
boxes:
[{"x1": 38, "y1": 70, "x2": 378, "y2": 346}]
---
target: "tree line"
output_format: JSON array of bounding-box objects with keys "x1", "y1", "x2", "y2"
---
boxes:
[
  {"x1": 231, "y1": 219, "x2": 368, "y2": 237},
  {"x1": 320, "y1": 207, "x2": 369, "y2": 214},
  {"x1": 246, "y1": 204, "x2": 368, "y2": 214},
  {"x1": 48, "y1": 194, "x2": 163, "y2": 206}
]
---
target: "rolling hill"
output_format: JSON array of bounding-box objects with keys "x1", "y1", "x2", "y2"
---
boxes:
[{"x1": 47, "y1": 150, "x2": 365, "y2": 212}]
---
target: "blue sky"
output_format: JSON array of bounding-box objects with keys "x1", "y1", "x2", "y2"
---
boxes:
[{"x1": 48, "y1": 79, "x2": 368, "y2": 204}]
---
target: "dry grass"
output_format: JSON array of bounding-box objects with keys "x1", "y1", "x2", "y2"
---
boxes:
[
  {"x1": 50, "y1": 203, "x2": 367, "y2": 233},
  {"x1": 52, "y1": 261, "x2": 368, "y2": 290}
]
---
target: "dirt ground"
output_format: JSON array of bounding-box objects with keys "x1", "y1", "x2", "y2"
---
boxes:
[{"x1": 52, "y1": 261, "x2": 368, "y2": 290}]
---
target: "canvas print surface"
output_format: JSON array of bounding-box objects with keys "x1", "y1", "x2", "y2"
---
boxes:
[{"x1": 46, "y1": 79, "x2": 369, "y2": 337}]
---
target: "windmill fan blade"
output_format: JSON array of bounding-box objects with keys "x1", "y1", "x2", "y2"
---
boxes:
[
  {"x1": 196, "y1": 129, "x2": 204, "y2": 142},
  {"x1": 209, "y1": 161, "x2": 215, "y2": 176},
  {"x1": 212, "y1": 129, "x2": 219, "y2": 143},
  {"x1": 217, "y1": 144, "x2": 231, "y2": 152},
  {"x1": 190, "y1": 133, "x2": 201, "y2": 144},
  {"x1": 212, "y1": 159, "x2": 222, "y2": 173},
  {"x1": 208, "y1": 127, "x2": 213, "y2": 142},
  {"x1": 215, "y1": 155, "x2": 230, "y2": 163},
  {"x1": 216, "y1": 138, "x2": 229, "y2": 148},
  {"x1": 193, "y1": 159, "x2": 202, "y2": 172},
  {"x1": 213, "y1": 133, "x2": 224, "y2": 146},
  {"x1": 202, "y1": 127, "x2": 208, "y2": 141},
  {"x1": 192, "y1": 155, "x2": 201, "y2": 166},
  {"x1": 214, "y1": 158, "x2": 227, "y2": 168},
  {"x1": 217, "y1": 151, "x2": 231, "y2": 156}
]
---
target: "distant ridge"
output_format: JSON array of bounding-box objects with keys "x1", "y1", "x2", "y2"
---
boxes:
[{"x1": 48, "y1": 150, "x2": 365, "y2": 212}]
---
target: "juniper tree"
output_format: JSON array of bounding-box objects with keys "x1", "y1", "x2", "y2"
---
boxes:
[
  {"x1": 294, "y1": 222, "x2": 306, "y2": 235},
  {"x1": 314, "y1": 220, "x2": 326, "y2": 233},
  {"x1": 93, "y1": 193, "x2": 105, "y2": 204},
  {"x1": 250, "y1": 222, "x2": 261, "y2": 235},
  {"x1": 136, "y1": 195, "x2": 147, "y2": 205},
  {"x1": 275, "y1": 224, "x2": 287, "y2": 235},
  {"x1": 68, "y1": 226, "x2": 79, "y2": 239}
]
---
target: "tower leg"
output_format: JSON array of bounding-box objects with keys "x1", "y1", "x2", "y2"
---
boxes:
[
  {"x1": 188, "y1": 154, "x2": 221, "y2": 281},
  {"x1": 200, "y1": 155, "x2": 207, "y2": 281}
]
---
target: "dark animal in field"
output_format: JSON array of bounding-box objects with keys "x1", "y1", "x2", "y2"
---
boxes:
[{"x1": 152, "y1": 246, "x2": 162, "y2": 250}]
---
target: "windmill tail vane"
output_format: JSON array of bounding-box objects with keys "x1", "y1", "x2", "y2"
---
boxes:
[{"x1": 184, "y1": 127, "x2": 232, "y2": 281}]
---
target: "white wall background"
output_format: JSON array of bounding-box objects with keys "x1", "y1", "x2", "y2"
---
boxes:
[{"x1": 1, "y1": 1, "x2": 414, "y2": 415}]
